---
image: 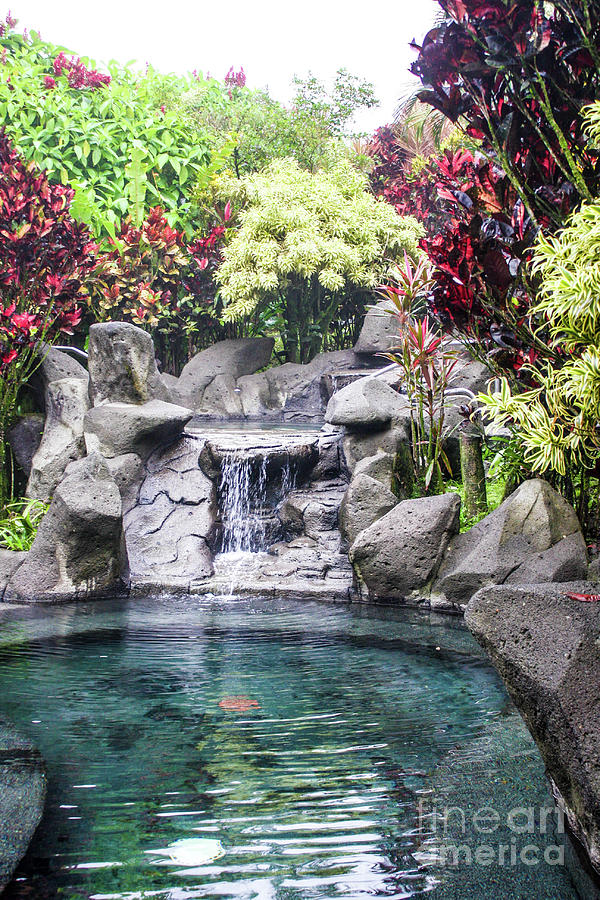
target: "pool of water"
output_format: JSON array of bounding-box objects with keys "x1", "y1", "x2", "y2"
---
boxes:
[{"x1": 0, "y1": 597, "x2": 581, "y2": 899}]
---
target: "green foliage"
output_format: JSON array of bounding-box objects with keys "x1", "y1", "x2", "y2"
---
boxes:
[
  {"x1": 215, "y1": 159, "x2": 423, "y2": 362},
  {"x1": 480, "y1": 102, "x2": 600, "y2": 528},
  {"x1": 179, "y1": 68, "x2": 378, "y2": 176},
  {"x1": 0, "y1": 27, "x2": 212, "y2": 236},
  {"x1": 0, "y1": 499, "x2": 48, "y2": 550}
]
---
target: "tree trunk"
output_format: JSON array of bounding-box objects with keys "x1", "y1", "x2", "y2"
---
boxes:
[{"x1": 460, "y1": 426, "x2": 488, "y2": 522}]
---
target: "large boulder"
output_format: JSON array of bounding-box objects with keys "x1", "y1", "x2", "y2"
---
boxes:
[
  {"x1": 87, "y1": 321, "x2": 168, "y2": 406},
  {"x1": 339, "y1": 474, "x2": 397, "y2": 545},
  {"x1": 465, "y1": 582, "x2": 600, "y2": 875},
  {"x1": 325, "y1": 376, "x2": 410, "y2": 428},
  {"x1": 237, "y1": 350, "x2": 360, "y2": 420},
  {"x1": 432, "y1": 479, "x2": 587, "y2": 609},
  {"x1": 27, "y1": 378, "x2": 90, "y2": 502},
  {"x1": 349, "y1": 492, "x2": 461, "y2": 602},
  {"x1": 28, "y1": 343, "x2": 88, "y2": 410},
  {"x1": 7, "y1": 414, "x2": 44, "y2": 479},
  {"x1": 6, "y1": 453, "x2": 127, "y2": 603},
  {"x1": 354, "y1": 300, "x2": 398, "y2": 356},
  {"x1": 84, "y1": 400, "x2": 193, "y2": 458},
  {"x1": 175, "y1": 337, "x2": 274, "y2": 408},
  {"x1": 342, "y1": 417, "x2": 410, "y2": 472}
]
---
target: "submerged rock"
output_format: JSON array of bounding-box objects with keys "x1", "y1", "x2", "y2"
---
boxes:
[
  {"x1": 432, "y1": 479, "x2": 587, "y2": 609},
  {"x1": 27, "y1": 377, "x2": 90, "y2": 502},
  {"x1": 349, "y1": 492, "x2": 461, "y2": 603},
  {"x1": 87, "y1": 321, "x2": 168, "y2": 406},
  {"x1": 6, "y1": 453, "x2": 127, "y2": 603},
  {"x1": 465, "y1": 582, "x2": 600, "y2": 876}
]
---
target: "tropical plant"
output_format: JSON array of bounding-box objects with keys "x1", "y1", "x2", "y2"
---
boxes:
[
  {"x1": 0, "y1": 17, "x2": 213, "y2": 236},
  {"x1": 379, "y1": 254, "x2": 459, "y2": 492},
  {"x1": 0, "y1": 498, "x2": 48, "y2": 551},
  {"x1": 90, "y1": 205, "x2": 234, "y2": 373},
  {"x1": 0, "y1": 133, "x2": 98, "y2": 510},
  {"x1": 215, "y1": 159, "x2": 423, "y2": 363},
  {"x1": 371, "y1": 0, "x2": 600, "y2": 379},
  {"x1": 481, "y1": 102, "x2": 600, "y2": 526},
  {"x1": 180, "y1": 67, "x2": 378, "y2": 176}
]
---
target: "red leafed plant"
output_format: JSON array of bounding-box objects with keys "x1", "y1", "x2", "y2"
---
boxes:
[
  {"x1": 371, "y1": 1, "x2": 600, "y2": 380},
  {"x1": 0, "y1": 131, "x2": 98, "y2": 506},
  {"x1": 91, "y1": 205, "x2": 232, "y2": 374}
]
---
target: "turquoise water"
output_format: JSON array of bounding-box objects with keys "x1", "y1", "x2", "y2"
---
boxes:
[{"x1": 0, "y1": 597, "x2": 581, "y2": 899}]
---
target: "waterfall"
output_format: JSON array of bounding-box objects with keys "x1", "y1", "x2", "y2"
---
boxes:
[{"x1": 218, "y1": 453, "x2": 297, "y2": 554}]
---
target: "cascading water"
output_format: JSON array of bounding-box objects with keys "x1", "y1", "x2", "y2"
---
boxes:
[
  {"x1": 218, "y1": 453, "x2": 299, "y2": 554},
  {"x1": 219, "y1": 453, "x2": 268, "y2": 553}
]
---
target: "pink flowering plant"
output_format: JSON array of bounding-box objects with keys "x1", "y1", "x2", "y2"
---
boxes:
[{"x1": 379, "y1": 253, "x2": 459, "y2": 492}]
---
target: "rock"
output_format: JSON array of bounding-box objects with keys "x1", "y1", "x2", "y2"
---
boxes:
[
  {"x1": 452, "y1": 357, "x2": 492, "y2": 396},
  {"x1": 325, "y1": 376, "x2": 409, "y2": 428},
  {"x1": 339, "y1": 474, "x2": 397, "y2": 545},
  {"x1": 87, "y1": 321, "x2": 168, "y2": 406},
  {"x1": 465, "y1": 581, "x2": 600, "y2": 875},
  {"x1": 432, "y1": 479, "x2": 587, "y2": 608},
  {"x1": 175, "y1": 337, "x2": 274, "y2": 408},
  {"x1": 26, "y1": 378, "x2": 90, "y2": 502},
  {"x1": 28, "y1": 343, "x2": 88, "y2": 410},
  {"x1": 7, "y1": 414, "x2": 44, "y2": 478},
  {"x1": 84, "y1": 400, "x2": 193, "y2": 459},
  {"x1": 342, "y1": 417, "x2": 410, "y2": 472},
  {"x1": 6, "y1": 453, "x2": 127, "y2": 603},
  {"x1": 0, "y1": 550, "x2": 27, "y2": 600},
  {"x1": 199, "y1": 374, "x2": 244, "y2": 417},
  {"x1": 123, "y1": 438, "x2": 216, "y2": 584},
  {"x1": 309, "y1": 427, "x2": 347, "y2": 481},
  {"x1": 104, "y1": 453, "x2": 144, "y2": 514},
  {"x1": 237, "y1": 350, "x2": 360, "y2": 420},
  {"x1": 353, "y1": 449, "x2": 395, "y2": 488},
  {"x1": 354, "y1": 300, "x2": 398, "y2": 356},
  {"x1": 349, "y1": 493, "x2": 461, "y2": 602},
  {"x1": 0, "y1": 718, "x2": 46, "y2": 893}
]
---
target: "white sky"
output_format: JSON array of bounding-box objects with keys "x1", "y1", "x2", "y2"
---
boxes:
[{"x1": 8, "y1": 0, "x2": 439, "y2": 133}]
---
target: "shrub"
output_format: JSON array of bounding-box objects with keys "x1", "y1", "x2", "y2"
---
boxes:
[
  {"x1": 215, "y1": 158, "x2": 423, "y2": 363},
  {"x1": 0, "y1": 132, "x2": 97, "y2": 508},
  {"x1": 0, "y1": 18, "x2": 212, "y2": 236}
]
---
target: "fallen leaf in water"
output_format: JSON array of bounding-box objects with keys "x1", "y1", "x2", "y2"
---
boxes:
[
  {"x1": 564, "y1": 592, "x2": 600, "y2": 603},
  {"x1": 218, "y1": 695, "x2": 260, "y2": 711}
]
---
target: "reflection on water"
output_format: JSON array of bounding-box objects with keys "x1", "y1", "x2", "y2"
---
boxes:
[{"x1": 0, "y1": 596, "x2": 580, "y2": 899}]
